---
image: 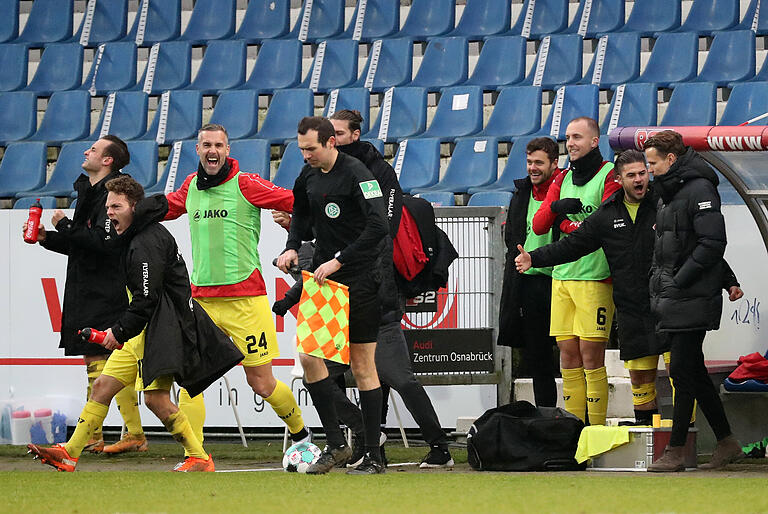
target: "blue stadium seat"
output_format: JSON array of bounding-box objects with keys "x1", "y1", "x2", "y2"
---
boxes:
[
  {"x1": 613, "y1": 0, "x2": 681, "y2": 37},
  {"x1": 0, "y1": 0, "x2": 19, "y2": 43},
  {"x1": 464, "y1": 36, "x2": 525, "y2": 90},
  {"x1": 67, "y1": 0, "x2": 128, "y2": 46},
  {"x1": 186, "y1": 40, "x2": 246, "y2": 95},
  {"x1": 416, "y1": 192, "x2": 455, "y2": 206},
  {"x1": 139, "y1": 90, "x2": 202, "y2": 144},
  {"x1": 26, "y1": 90, "x2": 90, "y2": 145},
  {"x1": 659, "y1": 82, "x2": 717, "y2": 126},
  {"x1": 508, "y1": 0, "x2": 568, "y2": 39},
  {"x1": 467, "y1": 135, "x2": 548, "y2": 193},
  {"x1": 363, "y1": 87, "x2": 428, "y2": 142},
  {"x1": 682, "y1": 30, "x2": 755, "y2": 87},
  {"x1": 467, "y1": 191, "x2": 513, "y2": 207},
  {"x1": 563, "y1": 0, "x2": 624, "y2": 38},
  {"x1": 121, "y1": 0, "x2": 181, "y2": 46},
  {"x1": 363, "y1": 138, "x2": 385, "y2": 154},
  {"x1": 272, "y1": 142, "x2": 304, "y2": 189},
  {"x1": 339, "y1": 0, "x2": 399, "y2": 42},
  {"x1": 397, "y1": 0, "x2": 455, "y2": 40},
  {"x1": 14, "y1": 196, "x2": 58, "y2": 209},
  {"x1": 718, "y1": 83, "x2": 768, "y2": 126},
  {"x1": 131, "y1": 41, "x2": 191, "y2": 95},
  {"x1": 80, "y1": 42, "x2": 137, "y2": 96},
  {"x1": 23, "y1": 43, "x2": 83, "y2": 96},
  {"x1": 256, "y1": 89, "x2": 314, "y2": 144},
  {"x1": 446, "y1": 0, "x2": 511, "y2": 40},
  {"x1": 177, "y1": 0, "x2": 236, "y2": 44},
  {"x1": 0, "y1": 43, "x2": 28, "y2": 92},
  {"x1": 11, "y1": 0, "x2": 73, "y2": 47},
  {"x1": 419, "y1": 85, "x2": 483, "y2": 141},
  {"x1": 16, "y1": 141, "x2": 93, "y2": 198},
  {"x1": 235, "y1": 0, "x2": 290, "y2": 43},
  {"x1": 323, "y1": 88, "x2": 371, "y2": 134},
  {"x1": 352, "y1": 38, "x2": 412, "y2": 92},
  {"x1": 394, "y1": 138, "x2": 441, "y2": 193},
  {"x1": 285, "y1": 0, "x2": 345, "y2": 43},
  {"x1": 300, "y1": 39, "x2": 359, "y2": 93},
  {"x1": 669, "y1": 0, "x2": 738, "y2": 36},
  {"x1": 537, "y1": 85, "x2": 599, "y2": 140},
  {"x1": 0, "y1": 92, "x2": 37, "y2": 145},
  {"x1": 598, "y1": 138, "x2": 614, "y2": 161},
  {"x1": 633, "y1": 32, "x2": 697, "y2": 88},
  {"x1": 599, "y1": 83, "x2": 657, "y2": 134},
  {"x1": 734, "y1": 0, "x2": 768, "y2": 36},
  {"x1": 478, "y1": 86, "x2": 541, "y2": 142},
  {"x1": 123, "y1": 140, "x2": 158, "y2": 188},
  {"x1": 0, "y1": 142, "x2": 47, "y2": 197},
  {"x1": 229, "y1": 139, "x2": 271, "y2": 179},
  {"x1": 146, "y1": 140, "x2": 199, "y2": 194},
  {"x1": 410, "y1": 37, "x2": 468, "y2": 92},
  {"x1": 90, "y1": 92, "x2": 148, "y2": 141},
  {"x1": 237, "y1": 39, "x2": 302, "y2": 94},
  {"x1": 411, "y1": 136, "x2": 498, "y2": 194},
  {"x1": 580, "y1": 33, "x2": 640, "y2": 89},
  {"x1": 208, "y1": 90, "x2": 259, "y2": 140},
  {"x1": 520, "y1": 34, "x2": 583, "y2": 90}
]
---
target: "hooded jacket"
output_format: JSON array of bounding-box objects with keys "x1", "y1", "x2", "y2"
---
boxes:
[{"x1": 112, "y1": 195, "x2": 243, "y2": 397}]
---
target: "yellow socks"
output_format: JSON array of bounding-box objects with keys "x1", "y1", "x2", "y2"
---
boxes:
[
  {"x1": 114, "y1": 384, "x2": 143, "y2": 436},
  {"x1": 163, "y1": 410, "x2": 207, "y2": 460},
  {"x1": 585, "y1": 366, "x2": 608, "y2": 426},
  {"x1": 561, "y1": 367, "x2": 587, "y2": 423},
  {"x1": 265, "y1": 380, "x2": 305, "y2": 435},
  {"x1": 179, "y1": 389, "x2": 206, "y2": 457},
  {"x1": 86, "y1": 359, "x2": 106, "y2": 440},
  {"x1": 66, "y1": 400, "x2": 109, "y2": 458},
  {"x1": 632, "y1": 382, "x2": 657, "y2": 407}
]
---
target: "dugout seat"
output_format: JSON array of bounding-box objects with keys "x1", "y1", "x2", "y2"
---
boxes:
[
  {"x1": 467, "y1": 135, "x2": 548, "y2": 194},
  {"x1": 395, "y1": 138, "x2": 441, "y2": 193},
  {"x1": 537, "y1": 85, "x2": 599, "y2": 140},
  {"x1": 208, "y1": 90, "x2": 259, "y2": 141},
  {"x1": 237, "y1": 39, "x2": 302, "y2": 95},
  {"x1": 669, "y1": 0, "x2": 738, "y2": 36},
  {"x1": 579, "y1": 33, "x2": 640, "y2": 89},
  {"x1": 612, "y1": 0, "x2": 681, "y2": 37},
  {"x1": 229, "y1": 139, "x2": 271, "y2": 179},
  {"x1": 120, "y1": 0, "x2": 181, "y2": 46},
  {"x1": 478, "y1": 86, "x2": 541, "y2": 142},
  {"x1": 740, "y1": 52, "x2": 768, "y2": 85},
  {"x1": 26, "y1": 90, "x2": 90, "y2": 146},
  {"x1": 299, "y1": 39, "x2": 359, "y2": 93},
  {"x1": 412, "y1": 136, "x2": 498, "y2": 194},
  {"x1": 177, "y1": 0, "x2": 236, "y2": 45},
  {"x1": 23, "y1": 43, "x2": 83, "y2": 97},
  {"x1": 0, "y1": 142, "x2": 47, "y2": 198},
  {"x1": 419, "y1": 85, "x2": 483, "y2": 142},
  {"x1": 467, "y1": 191, "x2": 513, "y2": 207},
  {"x1": 146, "y1": 140, "x2": 199, "y2": 194},
  {"x1": 66, "y1": 0, "x2": 128, "y2": 46},
  {"x1": 130, "y1": 41, "x2": 191, "y2": 95},
  {"x1": 16, "y1": 141, "x2": 93, "y2": 198},
  {"x1": 14, "y1": 196, "x2": 58, "y2": 209},
  {"x1": 363, "y1": 86, "x2": 428, "y2": 143},
  {"x1": 80, "y1": 42, "x2": 138, "y2": 96},
  {"x1": 139, "y1": 90, "x2": 202, "y2": 144},
  {"x1": 718, "y1": 83, "x2": 768, "y2": 126},
  {"x1": 338, "y1": 0, "x2": 399, "y2": 42},
  {"x1": 284, "y1": 0, "x2": 345, "y2": 43},
  {"x1": 508, "y1": 0, "x2": 568, "y2": 39},
  {"x1": 464, "y1": 36, "x2": 526, "y2": 90},
  {"x1": 11, "y1": 0, "x2": 73, "y2": 47},
  {"x1": 410, "y1": 37, "x2": 468, "y2": 92},
  {"x1": 255, "y1": 89, "x2": 314, "y2": 145},
  {"x1": 322, "y1": 88, "x2": 371, "y2": 134},
  {"x1": 363, "y1": 138, "x2": 385, "y2": 154},
  {"x1": 659, "y1": 82, "x2": 717, "y2": 126},
  {"x1": 89, "y1": 91, "x2": 149, "y2": 141},
  {"x1": 416, "y1": 192, "x2": 455, "y2": 207},
  {"x1": 0, "y1": 0, "x2": 19, "y2": 43},
  {"x1": 186, "y1": 40, "x2": 246, "y2": 95},
  {"x1": 598, "y1": 138, "x2": 614, "y2": 162},
  {"x1": 0, "y1": 43, "x2": 28, "y2": 92},
  {"x1": 734, "y1": 0, "x2": 768, "y2": 36},
  {"x1": 123, "y1": 141, "x2": 159, "y2": 188},
  {"x1": 272, "y1": 142, "x2": 304, "y2": 189},
  {"x1": 235, "y1": 0, "x2": 290, "y2": 44},
  {"x1": 519, "y1": 34, "x2": 583, "y2": 90},
  {"x1": 0, "y1": 91, "x2": 37, "y2": 146},
  {"x1": 681, "y1": 30, "x2": 755, "y2": 87},
  {"x1": 562, "y1": 0, "x2": 624, "y2": 38},
  {"x1": 397, "y1": 0, "x2": 455, "y2": 40},
  {"x1": 633, "y1": 32, "x2": 698, "y2": 88},
  {"x1": 352, "y1": 37, "x2": 413, "y2": 92},
  {"x1": 599, "y1": 83, "x2": 657, "y2": 135},
  {"x1": 446, "y1": 0, "x2": 511, "y2": 40}
]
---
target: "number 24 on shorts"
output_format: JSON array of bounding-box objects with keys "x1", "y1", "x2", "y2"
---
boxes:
[{"x1": 246, "y1": 333, "x2": 268, "y2": 354}]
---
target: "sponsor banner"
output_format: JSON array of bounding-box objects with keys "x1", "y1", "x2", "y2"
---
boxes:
[{"x1": 405, "y1": 329, "x2": 495, "y2": 373}]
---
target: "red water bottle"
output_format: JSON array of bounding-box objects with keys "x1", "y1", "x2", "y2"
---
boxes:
[
  {"x1": 79, "y1": 328, "x2": 123, "y2": 350},
  {"x1": 23, "y1": 198, "x2": 43, "y2": 243}
]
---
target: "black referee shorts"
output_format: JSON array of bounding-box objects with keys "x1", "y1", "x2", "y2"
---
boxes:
[{"x1": 330, "y1": 267, "x2": 382, "y2": 344}]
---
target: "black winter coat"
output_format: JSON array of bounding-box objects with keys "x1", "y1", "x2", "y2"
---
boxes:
[
  {"x1": 40, "y1": 171, "x2": 129, "y2": 356},
  {"x1": 650, "y1": 148, "x2": 728, "y2": 332},
  {"x1": 111, "y1": 195, "x2": 243, "y2": 397}
]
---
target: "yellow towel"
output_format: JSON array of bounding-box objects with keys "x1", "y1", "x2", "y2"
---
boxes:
[{"x1": 575, "y1": 426, "x2": 631, "y2": 464}]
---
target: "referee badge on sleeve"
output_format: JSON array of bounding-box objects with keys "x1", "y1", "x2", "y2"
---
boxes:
[{"x1": 359, "y1": 180, "x2": 383, "y2": 199}]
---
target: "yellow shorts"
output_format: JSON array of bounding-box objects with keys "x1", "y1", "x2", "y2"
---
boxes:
[
  {"x1": 101, "y1": 330, "x2": 174, "y2": 392},
  {"x1": 625, "y1": 354, "x2": 662, "y2": 371},
  {"x1": 550, "y1": 279, "x2": 615, "y2": 340},
  {"x1": 196, "y1": 295, "x2": 279, "y2": 367}
]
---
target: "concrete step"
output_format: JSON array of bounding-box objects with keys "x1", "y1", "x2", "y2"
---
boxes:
[{"x1": 514, "y1": 377, "x2": 635, "y2": 418}]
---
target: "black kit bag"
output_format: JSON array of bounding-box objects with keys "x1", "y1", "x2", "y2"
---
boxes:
[{"x1": 467, "y1": 401, "x2": 586, "y2": 471}]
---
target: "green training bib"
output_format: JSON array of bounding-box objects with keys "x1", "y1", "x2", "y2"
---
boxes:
[{"x1": 524, "y1": 193, "x2": 553, "y2": 277}]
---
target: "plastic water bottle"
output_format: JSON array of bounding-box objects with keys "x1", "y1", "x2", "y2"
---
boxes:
[
  {"x1": 23, "y1": 198, "x2": 43, "y2": 243},
  {"x1": 11, "y1": 410, "x2": 32, "y2": 445}
]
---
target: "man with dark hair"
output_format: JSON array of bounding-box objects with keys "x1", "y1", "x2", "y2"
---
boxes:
[
  {"x1": 531, "y1": 117, "x2": 621, "y2": 425},
  {"x1": 277, "y1": 116, "x2": 389, "y2": 474},
  {"x1": 642, "y1": 130, "x2": 742, "y2": 472},
  {"x1": 22, "y1": 136, "x2": 146, "y2": 455},
  {"x1": 28, "y1": 177, "x2": 243, "y2": 472},
  {"x1": 498, "y1": 136, "x2": 562, "y2": 407}
]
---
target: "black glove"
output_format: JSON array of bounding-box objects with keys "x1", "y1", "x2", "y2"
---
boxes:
[
  {"x1": 272, "y1": 299, "x2": 290, "y2": 316},
  {"x1": 551, "y1": 198, "x2": 583, "y2": 215}
]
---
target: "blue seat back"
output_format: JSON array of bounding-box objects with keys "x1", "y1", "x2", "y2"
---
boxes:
[
  {"x1": 25, "y1": 43, "x2": 84, "y2": 95},
  {"x1": 134, "y1": 41, "x2": 191, "y2": 94},
  {"x1": 563, "y1": 0, "x2": 624, "y2": 38},
  {"x1": 364, "y1": 87, "x2": 428, "y2": 142},
  {"x1": 179, "y1": 0, "x2": 236, "y2": 43},
  {"x1": 363, "y1": 138, "x2": 385, "y2": 154},
  {"x1": 539, "y1": 85, "x2": 599, "y2": 140},
  {"x1": 16, "y1": 0, "x2": 73, "y2": 45},
  {"x1": 209, "y1": 90, "x2": 259, "y2": 140},
  {"x1": 354, "y1": 38, "x2": 412, "y2": 92},
  {"x1": 189, "y1": 40, "x2": 247, "y2": 93},
  {"x1": 509, "y1": 0, "x2": 568, "y2": 39},
  {"x1": 257, "y1": 89, "x2": 314, "y2": 144},
  {"x1": 147, "y1": 140, "x2": 199, "y2": 194},
  {"x1": 497, "y1": 135, "x2": 552, "y2": 189},
  {"x1": 20, "y1": 141, "x2": 93, "y2": 197},
  {"x1": 300, "y1": 39, "x2": 359, "y2": 93},
  {"x1": 14, "y1": 196, "x2": 58, "y2": 209},
  {"x1": 398, "y1": 0, "x2": 455, "y2": 39},
  {"x1": 0, "y1": 92, "x2": 37, "y2": 144},
  {"x1": 0, "y1": 44, "x2": 28, "y2": 92},
  {"x1": 236, "y1": 0, "x2": 290, "y2": 43},
  {"x1": 81, "y1": 42, "x2": 137, "y2": 95},
  {"x1": 598, "y1": 138, "x2": 614, "y2": 161},
  {"x1": 123, "y1": 0, "x2": 181, "y2": 46},
  {"x1": 90, "y1": 91, "x2": 148, "y2": 141},
  {"x1": 395, "y1": 138, "x2": 440, "y2": 193},
  {"x1": 676, "y1": 0, "x2": 738, "y2": 35},
  {"x1": 522, "y1": 34, "x2": 583, "y2": 90},
  {"x1": 417, "y1": 191, "x2": 455, "y2": 206},
  {"x1": 287, "y1": 0, "x2": 345, "y2": 42},
  {"x1": 341, "y1": 0, "x2": 399, "y2": 41},
  {"x1": 243, "y1": 39, "x2": 302, "y2": 93},
  {"x1": 618, "y1": 0, "x2": 681, "y2": 36},
  {"x1": 447, "y1": 0, "x2": 511, "y2": 39},
  {"x1": 272, "y1": 142, "x2": 305, "y2": 189},
  {"x1": 466, "y1": 36, "x2": 526, "y2": 89},
  {"x1": 430, "y1": 136, "x2": 498, "y2": 193},
  {"x1": 141, "y1": 90, "x2": 202, "y2": 144},
  {"x1": 480, "y1": 86, "x2": 542, "y2": 140},
  {"x1": 0, "y1": 142, "x2": 47, "y2": 197},
  {"x1": 636, "y1": 32, "x2": 698, "y2": 87},
  {"x1": 123, "y1": 140, "x2": 158, "y2": 187},
  {"x1": 323, "y1": 88, "x2": 371, "y2": 134},
  {"x1": 0, "y1": 0, "x2": 19, "y2": 43},
  {"x1": 735, "y1": 0, "x2": 768, "y2": 35},
  {"x1": 600, "y1": 83, "x2": 657, "y2": 134},
  {"x1": 660, "y1": 82, "x2": 717, "y2": 126},
  {"x1": 422, "y1": 85, "x2": 483, "y2": 141},
  {"x1": 719, "y1": 83, "x2": 768, "y2": 126},
  {"x1": 29, "y1": 90, "x2": 91, "y2": 144},
  {"x1": 467, "y1": 191, "x2": 513, "y2": 207},
  {"x1": 229, "y1": 139, "x2": 271, "y2": 179},
  {"x1": 72, "y1": 0, "x2": 128, "y2": 45},
  {"x1": 581, "y1": 33, "x2": 640, "y2": 88},
  {"x1": 411, "y1": 37, "x2": 468, "y2": 91},
  {"x1": 694, "y1": 30, "x2": 755, "y2": 86}
]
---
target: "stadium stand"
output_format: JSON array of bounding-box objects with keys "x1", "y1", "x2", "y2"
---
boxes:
[
  {"x1": 363, "y1": 86, "x2": 428, "y2": 142},
  {"x1": 682, "y1": 30, "x2": 755, "y2": 87},
  {"x1": 352, "y1": 37, "x2": 413, "y2": 92},
  {"x1": 130, "y1": 41, "x2": 191, "y2": 94},
  {"x1": 208, "y1": 90, "x2": 259, "y2": 141},
  {"x1": 11, "y1": 0, "x2": 73, "y2": 47},
  {"x1": 659, "y1": 82, "x2": 718, "y2": 126},
  {"x1": 364, "y1": 138, "x2": 386, "y2": 154},
  {"x1": 398, "y1": 0, "x2": 455, "y2": 40},
  {"x1": 255, "y1": 88, "x2": 314, "y2": 144},
  {"x1": 579, "y1": 33, "x2": 641, "y2": 89},
  {"x1": 185, "y1": 40, "x2": 247, "y2": 95},
  {"x1": 145, "y1": 140, "x2": 198, "y2": 194},
  {"x1": 508, "y1": 0, "x2": 568, "y2": 39},
  {"x1": 0, "y1": 91, "x2": 37, "y2": 146},
  {"x1": 464, "y1": 36, "x2": 526, "y2": 90},
  {"x1": 80, "y1": 42, "x2": 138, "y2": 96},
  {"x1": 416, "y1": 191, "x2": 456, "y2": 206},
  {"x1": 237, "y1": 39, "x2": 302, "y2": 94},
  {"x1": 16, "y1": 141, "x2": 94, "y2": 198},
  {"x1": 14, "y1": 196, "x2": 58, "y2": 209},
  {"x1": 735, "y1": 0, "x2": 768, "y2": 35},
  {"x1": 478, "y1": 86, "x2": 542, "y2": 142},
  {"x1": 0, "y1": 142, "x2": 47, "y2": 198},
  {"x1": 633, "y1": 32, "x2": 698, "y2": 88},
  {"x1": 467, "y1": 191, "x2": 513, "y2": 207},
  {"x1": 467, "y1": 135, "x2": 546, "y2": 193},
  {"x1": 229, "y1": 139, "x2": 272, "y2": 179},
  {"x1": 123, "y1": 140, "x2": 159, "y2": 188},
  {"x1": 718, "y1": 82, "x2": 768, "y2": 126},
  {"x1": 338, "y1": 0, "x2": 400, "y2": 42},
  {"x1": 322, "y1": 87, "x2": 371, "y2": 134},
  {"x1": 395, "y1": 138, "x2": 441, "y2": 194},
  {"x1": 235, "y1": 0, "x2": 291, "y2": 43},
  {"x1": 519, "y1": 34, "x2": 584, "y2": 90},
  {"x1": 0, "y1": 43, "x2": 27, "y2": 92},
  {"x1": 66, "y1": 0, "x2": 128, "y2": 47},
  {"x1": 445, "y1": 0, "x2": 512, "y2": 40},
  {"x1": 600, "y1": 83, "x2": 658, "y2": 134},
  {"x1": 89, "y1": 91, "x2": 149, "y2": 141},
  {"x1": 25, "y1": 90, "x2": 91, "y2": 146},
  {"x1": 272, "y1": 141, "x2": 305, "y2": 188},
  {"x1": 669, "y1": 0, "x2": 739, "y2": 36},
  {"x1": 562, "y1": 0, "x2": 625, "y2": 38},
  {"x1": 284, "y1": 0, "x2": 345, "y2": 43},
  {"x1": 411, "y1": 137, "x2": 498, "y2": 195},
  {"x1": 410, "y1": 36, "x2": 469, "y2": 92},
  {"x1": 138, "y1": 89, "x2": 202, "y2": 144},
  {"x1": 121, "y1": 0, "x2": 181, "y2": 46},
  {"x1": 177, "y1": 0, "x2": 236, "y2": 45},
  {"x1": 0, "y1": 0, "x2": 18, "y2": 44},
  {"x1": 612, "y1": 0, "x2": 681, "y2": 36},
  {"x1": 23, "y1": 43, "x2": 84, "y2": 96},
  {"x1": 537, "y1": 85, "x2": 600, "y2": 140},
  {"x1": 299, "y1": 39, "x2": 359, "y2": 93},
  {"x1": 419, "y1": 85, "x2": 483, "y2": 141}
]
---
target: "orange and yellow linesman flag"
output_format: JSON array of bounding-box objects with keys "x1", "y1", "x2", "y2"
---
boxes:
[{"x1": 295, "y1": 270, "x2": 350, "y2": 365}]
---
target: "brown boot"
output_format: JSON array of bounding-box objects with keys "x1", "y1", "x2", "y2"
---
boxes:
[
  {"x1": 700, "y1": 435, "x2": 743, "y2": 470},
  {"x1": 648, "y1": 446, "x2": 686, "y2": 472}
]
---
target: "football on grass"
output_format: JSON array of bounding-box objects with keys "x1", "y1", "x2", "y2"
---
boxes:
[{"x1": 283, "y1": 442, "x2": 322, "y2": 473}]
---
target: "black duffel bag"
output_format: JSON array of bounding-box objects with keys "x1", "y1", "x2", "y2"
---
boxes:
[{"x1": 467, "y1": 401, "x2": 586, "y2": 471}]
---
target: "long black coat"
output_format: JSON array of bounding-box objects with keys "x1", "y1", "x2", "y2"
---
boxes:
[
  {"x1": 111, "y1": 195, "x2": 243, "y2": 397},
  {"x1": 40, "y1": 171, "x2": 129, "y2": 356}
]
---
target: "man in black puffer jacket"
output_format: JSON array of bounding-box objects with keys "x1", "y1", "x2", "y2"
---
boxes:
[{"x1": 643, "y1": 130, "x2": 741, "y2": 472}]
